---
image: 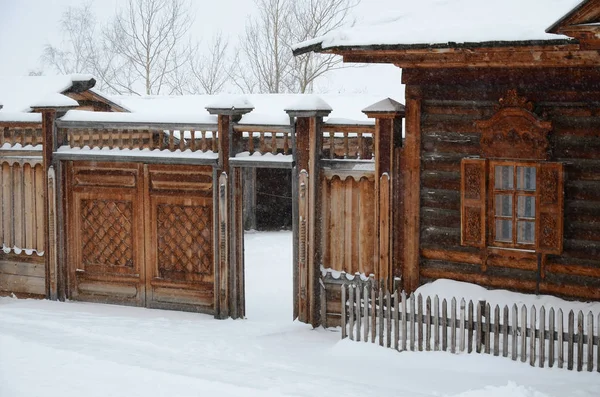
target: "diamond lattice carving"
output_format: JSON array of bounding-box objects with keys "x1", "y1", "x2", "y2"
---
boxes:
[
  {"x1": 81, "y1": 200, "x2": 133, "y2": 267},
  {"x1": 157, "y1": 204, "x2": 213, "y2": 277}
]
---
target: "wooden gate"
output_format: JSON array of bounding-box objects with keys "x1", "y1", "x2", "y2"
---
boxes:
[{"x1": 66, "y1": 161, "x2": 215, "y2": 313}]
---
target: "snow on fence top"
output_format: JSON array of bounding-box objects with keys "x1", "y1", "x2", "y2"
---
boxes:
[
  {"x1": 0, "y1": 74, "x2": 94, "y2": 114},
  {"x1": 107, "y1": 93, "x2": 382, "y2": 126},
  {"x1": 293, "y1": 0, "x2": 582, "y2": 53}
]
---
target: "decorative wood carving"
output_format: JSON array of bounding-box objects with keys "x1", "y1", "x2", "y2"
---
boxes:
[
  {"x1": 460, "y1": 158, "x2": 487, "y2": 248},
  {"x1": 156, "y1": 204, "x2": 213, "y2": 279},
  {"x1": 81, "y1": 200, "x2": 133, "y2": 267},
  {"x1": 536, "y1": 162, "x2": 564, "y2": 254},
  {"x1": 476, "y1": 90, "x2": 552, "y2": 160},
  {"x1": 464, "y1": 163, "x2": 482, "y2": 200}
]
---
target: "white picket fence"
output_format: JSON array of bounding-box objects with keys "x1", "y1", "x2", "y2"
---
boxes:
[{"x1": 341, "y1": 285, "x2": 600, "y2": 372}]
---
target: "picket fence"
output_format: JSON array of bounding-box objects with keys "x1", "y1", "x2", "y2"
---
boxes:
[{"x1": 341, "y1": 285, "x2": 600, "y2": 372}]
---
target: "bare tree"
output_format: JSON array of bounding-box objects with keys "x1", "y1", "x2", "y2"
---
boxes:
[
  {"x1": 234, "y1": 0, "x2": 295, "y2": 94},
  {"x1": 289, "y1": 0, "x2": 359, "y2": 93},
  {"x1": 187, "y1": 33, "x2": 232, "y2": 95},
  {"x1": 102, "y1": 0, "x2": 196, "y2": 95},
  {"x1": 234, "y1": 0, "x2": 359, "y2": 94},
  {"x1": 41, "y1": 2, "x2": 98, "y2": 75}
]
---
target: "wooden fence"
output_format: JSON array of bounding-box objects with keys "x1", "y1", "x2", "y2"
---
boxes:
[{"x1": 341, "y1": 284, "x2": 600, "y2": 372}]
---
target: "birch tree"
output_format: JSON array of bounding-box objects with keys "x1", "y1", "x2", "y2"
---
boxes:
[
  {"x1": 102, "y1": 0, "x2": 196, "y2": 95},
  {"x1": 234, "y1": 0, "x2": 359, "y2": 94}
]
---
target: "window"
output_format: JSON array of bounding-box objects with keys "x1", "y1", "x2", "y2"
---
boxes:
[
  {"x1": 491, "y1": 162, "x2": 537, "y2": 249},
  {"x1": 461, "y1": 158, "x2": 564, "y2": 254}
]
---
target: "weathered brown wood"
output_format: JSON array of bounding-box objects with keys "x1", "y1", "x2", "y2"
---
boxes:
[
  {"x1": 521, "y1": 305, "x2": 528, "y2": 363},
  {"x1": 587, "y1": 311, "x2": 593, "y2": 372},
  {"x1": 539, "y1": 306, "x2": 546, "y2": 368},
  {"x1": 558, "y1": 309, "x2": 565, "y2": 368},
  {"x1": 403, "y1": 86, "x2": 421, "y2": 293},
  {"x1": 568, "y1": 310, "x2": 575, "y2": 370},
  {"x1": 410, "y1": 292, "x2": 415, "y2": 350},
  {"x1": 577, "y1": 310, "x2": 584, "y2": 371},
  {"x1": 417, "y1": 293, "x2": 423, "y2": 351},
  {"x1": 493, "y1": 305, "x2": 500, "y2": 357},
  {"x1": 530, "y1": 306, "x2": 537, "y2": 366},
  {"x1": 341, "y1": 285, "x2": 347, "y2": 339}
]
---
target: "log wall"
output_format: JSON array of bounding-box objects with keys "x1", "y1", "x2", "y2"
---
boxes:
[{"x1": 408, "y1": 68, "x2": 600, "y2": 300}]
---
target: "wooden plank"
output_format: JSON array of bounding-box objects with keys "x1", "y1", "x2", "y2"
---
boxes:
[
  {"x1": 577, "y1": 310, "x2": 584, "y2": 371},
  {"x1": 364, "y1": 285, "x2": 370, "y2": 342},
  {"x1": 378, "y1": 287, "x2": 384, "y2": 346},
  {"x1": 451, "y1": 298, "x2": 457, "y2": 354},
  {"x1": 359, "y1": 178, "x2": 375, "y2": 276},
  {"x1": 512, "y1": 304, "x2": 518, "y2": 361},
  {"x1": 485, "y1": 303, "x2": 491, "y2": 355},
  {"x1": 341, "y1": 285, "x2": 347, "y2": 339},
  {"x1": 2, "y1": 163, "x2": 13, "y2": 249},
  {"x1": 403, "y1": 89, "x2": 421, "y2": 293},
  {"x1": 0, "y1": 273, "x2": 45, "y2": 295},
  {"x1": 476, "y1": 300, "x2": 483, "y2": 353},
  {"x1": 401, "y1": 290, "x2": 407, "y2": 351},
  {"x1": 34, "y1": 164, "x2": 44, "y2": 252},
  {"x1": 434, "y1": 295, "x2": 440, "y2": 351},
  {"x1": 23, "y1": 163, "x2": 33, "y2": 250},
  {"x1": 558, "y1": 309, "x2": 564, "y2": 369},
  {"x1": 371, "y1": 286, "x2": 376, "y2": 343},
  {"x1": 539, "y1": 306, "x2": 546, "y2": 368},
  {"x1": 410, "y1": 293, "x2": 416, "y2": 351},
  {"x1": 349, "y1": 285, "x2": 355, "y2": 341},
  {"x1": 568, "y1": 310, "x2": 575, "y2": 370},
  {"x1": 587, "y1": 312, "x2": 594, "y2": 372},
  {"x1": 521, "y1": 305, "x2": 527, "y2": 363},
  {"x1": 460, "y1": 298, "x2": 466, "y2": 352},
  {"x1": 530, "y1": 306, "x2": 537, "y2": 367},
  {"x1": 355, "y1": 283, "x2": 361, "y2": 341},
  {"x1": 441, "y1": 298, "x2": 448, "y2": 351},
  {"x1": 426, "y1": 296, "x2": 432, "y2": 351},
  {"x1": 330, "y1": 177, "x2": 345, "y2": 272},
  {"x1": 386, "y1": 290, "x2": 392, "y2": 348},
  {"x1": 502, "y1": 305, "x2": 509, "y2": 357},
  {"x1": 493, "y1": 305, "x2": 500, "y2": 356},
  {"x1": 393, "y1": 290, "x2": 399, "y2": 350},
  {"x1": 417, "y1": 293, "x2": 423, "y2": 351},
  {"x1": 468, "y1": 300, "x2": 474, "y2": 353},
  {"x1": 549, "y1": 308, "x2": 555, "y2": 367},
  {"x1": 344, "y1": 177, "x2": 354, "y2": 273}
]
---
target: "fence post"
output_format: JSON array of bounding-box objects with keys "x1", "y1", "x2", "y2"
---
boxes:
[
  {"x1": 31, "y1": 101, "x2": 77, "y2": 301},
  {"x1": 286, "y1": 99, "x2": 331, "y2": 328},
  {"x1": 206, "y1": 103, "x2": 253, "y2": 319},
  {"x1": 363, "y1": 100, "x2": 404, "y2": 290}
]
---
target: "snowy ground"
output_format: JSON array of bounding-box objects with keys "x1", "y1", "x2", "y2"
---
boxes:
[{"x1": 1, "y1": 231, "x2": 599, "y2": 397}]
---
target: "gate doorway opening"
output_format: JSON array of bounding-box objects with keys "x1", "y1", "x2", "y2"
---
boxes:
[{"x1": 236, "y1": 165, "x2": 294, "y2": 321}]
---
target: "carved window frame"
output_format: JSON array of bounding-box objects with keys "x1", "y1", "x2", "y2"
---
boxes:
[{"x1": 488, "y1": 160, "x2": 539, "y2": 251}]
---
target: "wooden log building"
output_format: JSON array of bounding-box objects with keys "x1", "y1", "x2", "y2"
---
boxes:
[
  {"x1": 294, "y1": 0, "x2": 600, "y2": 325},
  {"x1": 2, "y1": 0, "x2": 600, "y2": 328}
]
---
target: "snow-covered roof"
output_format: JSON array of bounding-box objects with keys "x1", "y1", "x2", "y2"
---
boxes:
[
  {"x1": 106, "y1": 93, "x2": 388, "y2": 126},
  {"x1": 0, "y1": 75, "x2": 94, "y2": 113},
  {"x1": 293, "y1": 0, "x2": 583, "y2": 53}
]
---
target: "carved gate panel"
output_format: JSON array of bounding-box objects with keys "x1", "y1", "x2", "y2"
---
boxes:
[
  {"x1": 145, "y1": 165, "x2": 215, "y2": 313},
  {"x1": 67, "y1": 162, "x2": 215, "y2": 313},
  {"x1": 67, "y1": 162, "x2": 146, "y2": 306}
]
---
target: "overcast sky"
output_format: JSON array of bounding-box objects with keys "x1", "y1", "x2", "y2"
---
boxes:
[{"x1": 0, "y1": 0, "x2": 404, "y2": 98}]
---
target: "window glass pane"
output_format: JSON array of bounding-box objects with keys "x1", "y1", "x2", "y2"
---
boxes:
[
  {"x1": 495, "y1": 194, "x2": 513, "y2": 217},
  {"x1": 495, "y1": 165, "x2": 514, "y2": 190},
  {"x1": 517, "y1": 221, "x2": 535, "y2": 244},
  {"x1": 517, "y1": 166, "x2": 536, "y2": 191},
  {"x1": 495, "y1": 219, "x2": 513, "y2": 242},
  {"x1": 517, "y1": 196, "x2": 536, "y2": 218}
]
